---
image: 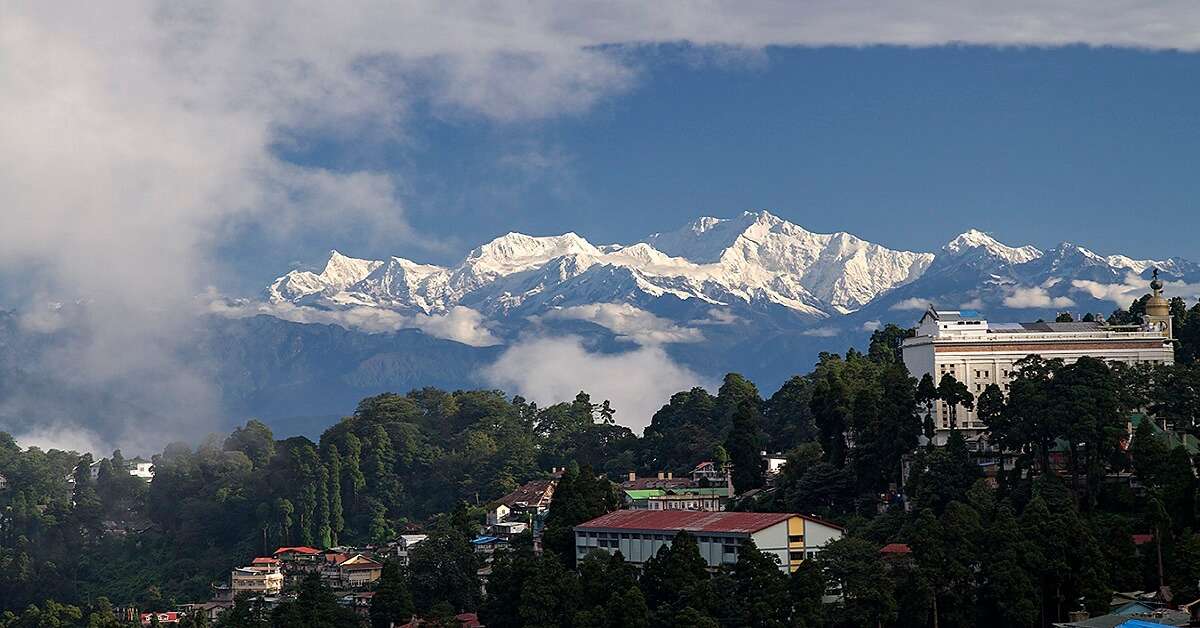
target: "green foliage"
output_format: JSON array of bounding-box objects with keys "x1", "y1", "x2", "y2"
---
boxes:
[
  {"x1": 725, "y1": 399, "x2": 767, "y2": 493},
  {"x1": 269, "y1": 573, "x2": 359, "y2": 628},
  {"x1": 406, "y1": 529, "x2": 479, "y2": 614},
  {"x1": 541, "y1": 465, "x2": 618, "y2": 566},
  {"x1": 370, "y1": 561, "x2": 413, "y2": 628},
  {"x1": 817, "y1": 537, "x2": 895, "y2": 627},
  {"x1": 640, "y1": 531, "x2": 714, "y2": 621}
]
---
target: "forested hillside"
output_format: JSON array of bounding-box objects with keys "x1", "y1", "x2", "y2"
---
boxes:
[{"x1": 3, "y1": 298, "x2": 1200, "y2": 627}]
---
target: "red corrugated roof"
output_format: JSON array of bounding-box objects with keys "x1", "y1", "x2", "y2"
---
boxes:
[
  {"x1": 575, "y1": 510, "x2": 798, "y2": 534},
  {"x1": 274, "y1": 546, "x2": 321, "y2": 556},
  {"x1": 1132, "y1": 533, "x2": 1155, "y2": 546},
  {"x1": 251, "y1": 557, "x2": 279, "y2": 564},
  {"x1": 880, "y1": 543, "x2": 912, "y2": 554}
]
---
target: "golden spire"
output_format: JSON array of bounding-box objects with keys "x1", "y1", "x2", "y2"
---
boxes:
[{"x1": 1145, "y1": 268, "x2": 1170, "y2": 318}]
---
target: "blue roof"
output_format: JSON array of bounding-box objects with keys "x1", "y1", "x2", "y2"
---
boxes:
[
  {"x1": 1119, "y1": 620, "x2": 1179, "y2": 628},
  {"x1": 471, "y1": 536, "x2": 502, "y2": 545}
]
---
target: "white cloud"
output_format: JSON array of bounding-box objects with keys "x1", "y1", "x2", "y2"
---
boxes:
[
  {"x1": 960, "y1": 297, "x2": 985, "y2": 310},
  {"x1": 861, "y1": 320, "x2": 882, "y2": 332},
  {"x1": 1071, "y1": 272, "x2": 1200, "y2": 307},
  {"x1": 12, "y1": 424, "x2": 110, "y2": 456},
  {"x1": 542, "y1": 303, "x2": 702, "y2": 345},
  {"x1": 890, "y1": 297, "x2": 933, "y2": 311},
  {"x1": 801, "y1": 326, "x2": 841, "y2": 337},
  {"x1": 209, "y1": 298, "x2": 500, "y2": 346},
  {"x1": 693, "y1": 307, "x2": 742, "y2": 326},
  {"x1": 1002, "y1": 286, "x2": 1076, "y2": 308},
  {"x1": 482, "y1": 335, "x2": 711, "y2": 433}
]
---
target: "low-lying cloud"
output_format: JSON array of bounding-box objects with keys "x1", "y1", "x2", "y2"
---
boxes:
[
  {"x1": 890, "y1": 297, "x2": 933, "y2": 311},
  {"x1": 483, "y1": 335, "x2": 712, "y2": 433},
  {"x1": 541, "y1": 303, "x2": 703, "y2": 345},
  {"x1": 1002, "y1": 286, "x2": 1076, "y2": 309},
  {"x1": 1072, "y1": 273, "x2": 1200, "y2": 307},
  {"x1": 209, "y1": 299, "x2": 500, "y2": 347}
]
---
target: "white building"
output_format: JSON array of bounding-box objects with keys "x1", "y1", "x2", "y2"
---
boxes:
[
  {"x1": 231, "y1": 558, "x2": 284, "y2": 596},
  {"x1": 902, "y1": 276, "x2": 1173, "y2": 445},
  {"x1": 573, "y1": 510, "x2": 844, "y2": 573}
]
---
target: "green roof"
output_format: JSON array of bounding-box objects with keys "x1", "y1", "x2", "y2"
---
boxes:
[
  {"x1": 1132, "y1": 414, "x2": 1200, "y2": 455},
  {"x1": 622, "y1": 487, "x2": 731, "y2": 500}
]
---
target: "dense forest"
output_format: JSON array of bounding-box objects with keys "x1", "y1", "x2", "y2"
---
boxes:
[{"x1": 3, "y1": 299, "x2": 1200, "y2": 627}]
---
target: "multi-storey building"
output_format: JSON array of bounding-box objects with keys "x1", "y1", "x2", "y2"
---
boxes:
[
  {"x1": 230, "y1": 558, "x2": 284, "y2": 596},
  {"x1": 573, "y1": 510, "x2": 843, "y2": 573},
  {"x1": 902, "y1": 275, "x2": 1174, "y2": 445}
]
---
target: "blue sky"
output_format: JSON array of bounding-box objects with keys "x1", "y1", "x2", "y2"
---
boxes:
[{"x1": 265, "y1": 43, "x2": 1200, "y2": 283}]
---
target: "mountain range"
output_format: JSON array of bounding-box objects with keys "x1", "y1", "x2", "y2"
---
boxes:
[
  {"x1": 265, "y1": 210, "x2": 1199, "y2": 327},
  {"x1": 5, "y1": 211, "x2": 1199, "y2": 443}
]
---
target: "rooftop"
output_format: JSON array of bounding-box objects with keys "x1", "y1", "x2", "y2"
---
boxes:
[
  {"x1": 493, "y1": 479, "x2": 556, "y2": 508},
  {"x1": 576, "y1": 510, "x2": 835, "y2": 534},
  {"x1": 273, "y1": 546, "x2": 321, "y2": 556}
]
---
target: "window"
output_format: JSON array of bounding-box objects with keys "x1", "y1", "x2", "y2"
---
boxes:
[
  {"x1": 788, "y1": 535, "x2": 804, "y2": 544},
  {"x1": 789, "y1": 551, "x2": 805, "y2": 561},
  {"x1": 631, "y1": 533, "x2": 641, "y2": 539},
  {"x1": 723, "y1": 544, "x2": 738, "y2": 555}
]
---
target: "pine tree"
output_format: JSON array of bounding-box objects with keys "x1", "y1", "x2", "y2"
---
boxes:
[{"x1": 725, "y1": 399, "x2": 767, "y2": 493}]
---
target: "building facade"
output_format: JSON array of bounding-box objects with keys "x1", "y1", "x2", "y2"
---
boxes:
[
  {"x1": 230, "y1": 559, "x2": 284, "y2": 596},
  {"x1": 573, "y1": 510, "x2": 843, "y2": 573},
  {"x1": 902, "y1": 277, "x2": 1174, "y2": 445}
]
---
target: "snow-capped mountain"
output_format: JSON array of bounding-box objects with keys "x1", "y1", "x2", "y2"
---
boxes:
[
  {"x1": 265, "y1": 211, "x2": 1200, "y2": 337},
  {"x1": 266, "y1": 211, "x2": 934, "y2": 318}
]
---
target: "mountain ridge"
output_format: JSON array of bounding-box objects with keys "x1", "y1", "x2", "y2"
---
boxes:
[{"x1": 266, "y1": 212, "x2": 1193, "y2": 324}]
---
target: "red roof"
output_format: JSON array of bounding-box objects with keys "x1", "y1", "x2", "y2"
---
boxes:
[
  {"x1": 274, "y1": 546, "x2": 321, "y2": 556},
  {"x1": 576, "y1": 510, "x2": 800, "y2": 534},
  {"x1": 1132, "y1": 533, "x2": 1155, "y2": 546},
  {"x1": 880, "y1": 543, "x2": 912, "y2": 554},
  {"x1": 251, "y1": 557, "x2": 278, "y2": 564}
]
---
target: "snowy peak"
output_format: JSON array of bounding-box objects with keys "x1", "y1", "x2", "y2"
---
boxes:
[
  {"x1": 943, "y1": 229, "x2": 1043, "y2": 265},
  {"x1": 266, "y1": 250, "x2": 383, "y2": 302},
  {"x1": 265, "y1": 211, "x2": 941, "y2": 317}
]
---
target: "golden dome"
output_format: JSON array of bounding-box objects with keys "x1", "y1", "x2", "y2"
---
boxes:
[{"x1": 1145, "y1": 268, "x2": 1170, "y2": 317}]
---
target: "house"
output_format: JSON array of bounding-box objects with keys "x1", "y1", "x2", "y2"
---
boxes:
[
  {"x1": 490, "y1": 521, "x2": 528, "y2": 540},
  {"x1": 487, "y1": 477, "x2": 558, "y2": 534},
  {"x1": 622, "y1": 487, "x2": 730, "y2": 512},
  {"x1": 273, "y1": 546, "x2": 323, "y2": 572},
  {"x1": 382, "y1": 534, "x2": 427, "y2": 567},
  {"x1": 337, "y1": 554, "x2": 384, "y2": 588},
  {"x1": 574, "y1": 510, "x2": 844, "y2": 573},
  {"x1": 0, "y1": 473, "x2": 8, "y2": 490},
  {"x1": 230, "y1": 558, "x2": 284, "y2": 596},
  {"x1": 691, "y1": 461, "x2": 727, "y2": 484},
  {"x1": 621, "y1": 471, "x2": 694, "y2": 491},
  {"x1": 139, "y1": 612, "x2": 180, "y2": 625},
  {"x1": 471, "y1": 535, "x2": 509, "y2": 562},
  {"x1": 127, "y1": 458, "x2": 155, "y2": 481},
  {"x1": 763, "y1": 452, "x2": 787, "y2": 477}
]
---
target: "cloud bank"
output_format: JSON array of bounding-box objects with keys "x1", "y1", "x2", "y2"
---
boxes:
[
  {"x1": 1072, "y1": 273, "x2": 1200, "y2": 307},
  {"x1": 208, "y1": 299, "x2": 500, "y2": 346},
  {"x1": 1003, "y1": 286, "x2": 1076, "y2": 309},
  {"x1": 483, "y1": 335, "x2": 711, "y2": 433},
  {"x1": 542, "y1": 303, "x2": 703, "y2": 345}
]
